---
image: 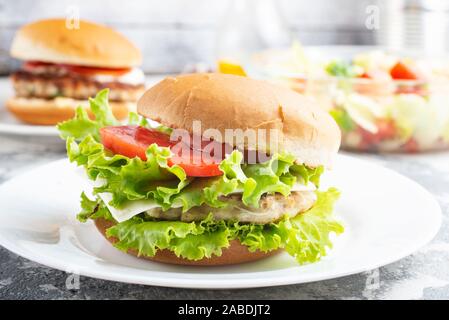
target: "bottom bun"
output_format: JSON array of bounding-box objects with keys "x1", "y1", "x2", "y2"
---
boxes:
[
  {"x1": 95, "y1": 218, "x2": 280, "y2": 266},
  {"x1": 6, "y1": 97, "x2": 135, "y2": 125}
]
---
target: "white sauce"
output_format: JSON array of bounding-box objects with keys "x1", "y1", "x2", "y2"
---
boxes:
[{"x1": 92, "y1": 68, "x2": 145, "y2": 85}]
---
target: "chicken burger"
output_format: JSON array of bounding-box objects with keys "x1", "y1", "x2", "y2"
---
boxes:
[{"x1": 58, "y1": 73, "x2": 344, "y2": 266}]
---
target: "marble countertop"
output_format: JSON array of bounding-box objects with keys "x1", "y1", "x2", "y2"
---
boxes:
[{"x1": 0, "y1": 132, "x2": 448, "y2": 300}]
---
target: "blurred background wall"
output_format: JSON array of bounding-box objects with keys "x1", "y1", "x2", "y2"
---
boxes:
[{"x1": 1, "y1": 0, "x2": 448, "y2": 74}]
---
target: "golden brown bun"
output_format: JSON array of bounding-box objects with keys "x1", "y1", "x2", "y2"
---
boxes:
[
  {"x1": 95, "y1": 218, "x2": 280, "y2": 266},
  {"x1": 10, "y1": 19, "x2": 142, "y2": 68},
  {"x1": 6, "y1": 97, "x2": 134, "y2": 125},
  {"x1": 137, "y1": 73, "x2": 341, "y2": 168}
]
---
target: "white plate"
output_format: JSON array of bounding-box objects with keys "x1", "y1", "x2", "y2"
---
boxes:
[
  {"x1": 0, "y1": 76, "x2": 165, "y2": 137},
  {"x1": 0, "y1": 113, "x2": 59, "y2": 136},
  {"x1": 0, "y1": 78, "x2": 59, "y2": 136},
  {"x1": 0, "y1": 155, "x2": 441, "y2": 289}
]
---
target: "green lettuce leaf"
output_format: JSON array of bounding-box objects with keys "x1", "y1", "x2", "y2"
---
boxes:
[
  {"x1": 66, "y1": 131, "x2": 322, "y2": 211},
  {"x1": 77, "y1": 192, "x2": 113, "y2": 222},
  {"x1": 107, "y1": 215, "x2": 232, "y2": 260},
  {"x1": 85, "y1": 188, "x2": 342, "y2": 263},
  {"x1": 57, "y1": 89, "x2": 117, "y2": 141},
  {"x1": 127, "y1": 111, "x2": 149, "y2": 127},
  {"x1": 330, "y1": 108, "x2": 356, "y2": 132},
  {"x1": 286, "y1": 187, "x2": 344, "y2": 263},
  {"x1": 241, "y1": 153, "x2": 296, "y2": 207},
  {"x1": 325, "y1": 60, "x2": 362, "y2": 78}
]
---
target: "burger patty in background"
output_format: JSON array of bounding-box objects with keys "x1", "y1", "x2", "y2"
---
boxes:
[{"x1": 11, "y1": 68, "x2": 145, "y2": 102}]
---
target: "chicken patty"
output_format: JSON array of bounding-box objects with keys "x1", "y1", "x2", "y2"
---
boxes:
[
  {"x1": 11, "y1": 70, "x2": 145, "y2": 102},
  {"x1": 145, "y1": 191, "x2": 317, "y2": 224}
]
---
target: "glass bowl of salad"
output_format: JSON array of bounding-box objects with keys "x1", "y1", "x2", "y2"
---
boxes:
[
  {"x1": 250, "y1": 47, "x2": 449, "y2": 153},
  {"x1": 248, "y1": 43, "x2": 328, "y2": 94},
  {"x1": 319, "y1": 51, "x2": 449, "y2": 153}
]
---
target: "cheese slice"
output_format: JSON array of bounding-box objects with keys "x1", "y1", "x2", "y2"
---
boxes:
[
  {"x1": 97, "y1": 192, "x2": 163, "y2": 223},
  {"x1": 80, "y1": 174, "x2": 175, "y2": 223}
]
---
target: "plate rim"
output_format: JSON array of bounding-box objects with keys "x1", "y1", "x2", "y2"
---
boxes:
[
  {"x1": 0, "y1": 122, "x2": 59, "y2": 136},
  {"x1": 0, "y1": 156, "x2": 442, "y2": 289}
]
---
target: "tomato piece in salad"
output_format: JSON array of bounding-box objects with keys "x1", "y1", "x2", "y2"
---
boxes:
[
  {"x1": 375, "y1": 119, "x2": 397, "y2": 140},
  {"x1": 357, "y1": 119, "x2": 397, "y2": 146},
  {"x1": 403, "y1": 138, "x2": 419, "y2": 153},
  {"x1": 358, "y1": 69, "x2": 391, "y2": 81},
  {"x1": 359, "y1": 72, "x2": 371, "y2": 79},
  {"x1": 99, "y1": 126, "x2": 224, "y2": 177},
  {"x1": 390, "y1": 61, "x2": 421, "y2": 80}
]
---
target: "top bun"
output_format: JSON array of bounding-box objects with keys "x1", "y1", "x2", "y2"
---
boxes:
[
  {"x1": 10, "y1": 19, "x2": 142, "y2": 68},
  {"x1": 137, "y1": 73, "x2": 341, "y2": 168}
]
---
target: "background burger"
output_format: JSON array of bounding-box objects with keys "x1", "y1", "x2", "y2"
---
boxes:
[
  {"x1": 58, "y1": 73, "x2": 344, "y2": 266},
  {"x1": 7, "y1": 18, "x2": 144, "y2": 125}
]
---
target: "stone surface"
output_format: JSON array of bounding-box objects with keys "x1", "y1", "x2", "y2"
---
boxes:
[{"x1": 0, "y1": 131, "x2": 448, "y2": 299}]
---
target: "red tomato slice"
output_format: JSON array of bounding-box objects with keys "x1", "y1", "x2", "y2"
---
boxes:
[
  {"x1": 23, "y1": 61, "x2": 54, "y2": 71},
  {"x1": 390, "y1": 61, "x2": 421, "y2": 80},
  {"x1": 23, "y1": 61, "x2": 131, "y2": 76},
  {"x1": 100, "y1": 126, "x2": 172, "y2": 160},
  {"x1": 168, "y1": 153, "x2": 223, "y2": 177},
  {"x1": 62, "y1": 65, "x2": 131, "y2": 76},
  {"x1": 99, "y1": 126, "x2": 223, "y2": 177}
]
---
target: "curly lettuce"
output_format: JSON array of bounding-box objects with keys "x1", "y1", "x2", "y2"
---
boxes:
[
  {"x1": 66, "y1": 133, "x2": 322, "y2": 211},
  {"x1": 58, "y1": 89, "x2": 118, "y2": 141},
  {"x1": 80, "y1": 188, "x2": 343, "y2": 264}
]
